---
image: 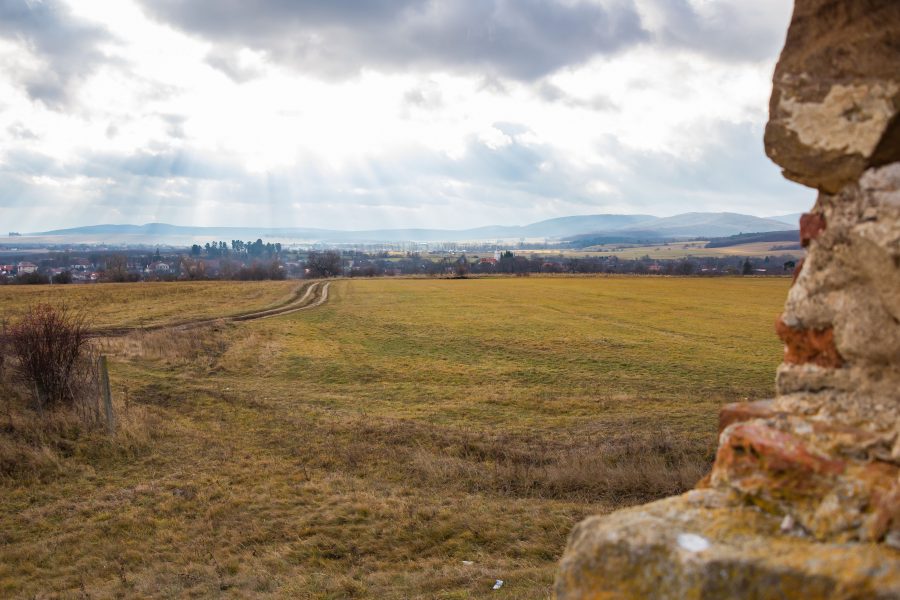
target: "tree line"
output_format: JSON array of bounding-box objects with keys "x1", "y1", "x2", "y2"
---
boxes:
[{"x1": 190, "y1": 239, "x2": 282, "y2": 258}]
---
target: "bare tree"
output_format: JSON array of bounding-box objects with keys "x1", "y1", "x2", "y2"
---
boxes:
[
  {"x1": 104, "y1": 254, "x2": 129, "y2": 282},
  {"x1": 6, "y1": 304, "x2": 92, "y2": 412},
  {"x1": 179, "y1": 257, "x2": 207, "y2": 280},
  {"x1": 306, "y1": 251, "x2": 343, "y2": 277}
]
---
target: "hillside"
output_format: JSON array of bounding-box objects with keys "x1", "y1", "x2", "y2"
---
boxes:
[
  {"x1": 705, "y1": 230, "x2": 800, "y2": 248},
  {"x1": 620, "y1": 212, "x2": 795, "y2": 238},
  {"x1": 564, "y1": 215, "x2": 795, "y2": 248},
  {"x1": 28, "y1": 212, "x2": 796, "y2": 245},
  {"x1": 765, "y1": 213, "x2": 803, "y2": 226}
]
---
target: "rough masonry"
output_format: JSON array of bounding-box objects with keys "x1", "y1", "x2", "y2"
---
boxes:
[{"x1": 555, "y1": 1, "x2": 900, "y2": 597}]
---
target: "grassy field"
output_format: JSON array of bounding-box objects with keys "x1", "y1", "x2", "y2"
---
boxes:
[
  {"x1": 0, "y1": 276, "x2": 789, "y2": 598},
  {"x1": 517, "y1": 241, "x2": 804, "y2": 260},
  {"x1": 0, "y1": 280, "x2": 298, "y2": 329}
]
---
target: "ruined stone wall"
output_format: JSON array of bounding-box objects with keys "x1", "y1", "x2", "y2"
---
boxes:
[
  {"x1": 713, "y1": 0, "x2": 900, "y2": 545},
  {"x1": 712, "y1": 163, "x2": 900, "y2": 544},
  {"x1": 555, "y1": 1, "x2": 900, "y2": 596}
]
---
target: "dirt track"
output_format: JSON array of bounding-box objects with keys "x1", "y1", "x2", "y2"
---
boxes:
[{"x1": 93, "y1": 281, "x2": 331, "y2": 337}]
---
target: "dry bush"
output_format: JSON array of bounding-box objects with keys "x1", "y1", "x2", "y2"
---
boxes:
[
  {"x1": 0, "y1": 305, "x2": 159, "y2": 481},
  {"x1": 5, "y1": 303, "x2": 92, "y2": 412}
]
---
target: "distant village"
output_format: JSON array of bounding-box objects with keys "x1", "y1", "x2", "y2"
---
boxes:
[
  {"x1": 0, "y1": 237, "x2": 798, "y2": 284},
  {"x1": 1, "y1": 240, "x2": 290, "y2": 284}
]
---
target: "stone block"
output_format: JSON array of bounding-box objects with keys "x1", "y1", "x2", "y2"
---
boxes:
[
  {"x1": 775, "y1": 318, "x2": 843, "y2": 368},
  {"x1": 764, "y1": 0, "x2": 900, "y2": 193},
  {"x1": 718, "y1": 400, "x2": 776, "y2": 434},
  {"x1": 555, "y1": 490, "x2": 900, "y2": 599}
]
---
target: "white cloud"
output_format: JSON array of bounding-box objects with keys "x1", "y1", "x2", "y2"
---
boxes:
[{"x1": 0, "y1": 0, "x2": 813, "y2": 232}]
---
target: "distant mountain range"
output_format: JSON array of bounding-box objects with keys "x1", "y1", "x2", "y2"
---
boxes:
[
  {"x1": 26, "y1": 212, "x2": 797, "y2": 244},
  {"x1": 765, "y1": 213, "x2": 803, "y2": 226}
]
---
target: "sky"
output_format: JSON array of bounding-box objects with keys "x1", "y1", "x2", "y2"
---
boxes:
[{"x1": 0, "y1": 0, "x2": 815, "y2": 232}]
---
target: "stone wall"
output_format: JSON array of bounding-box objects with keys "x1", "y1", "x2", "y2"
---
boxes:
[{"x1": 555, "y1": 1, "x2": 899, "y2": 596}]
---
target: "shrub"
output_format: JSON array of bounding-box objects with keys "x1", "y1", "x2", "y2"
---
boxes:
[
  {"x1": 15, "y1": 272, "x2": 49, "y2": 285},
  {"x1": 51, "y1": 271, "x2": 73, "y2": 284},
  {"x1": 5, "y1": 304, "x2": 92, "y2": 412},
  {"x1": 453, "y1": 261, "x2": 469, "y2": 278},
  {"x1": 305, "y1": 251, "x2": 342, "y2": 278}
]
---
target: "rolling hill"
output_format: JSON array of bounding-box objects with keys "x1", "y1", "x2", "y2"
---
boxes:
[{"x1": 27, "y1": 212, "x2": 796, "y2": 244}]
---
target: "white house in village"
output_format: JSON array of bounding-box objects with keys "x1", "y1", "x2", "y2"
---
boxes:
[{"x1": 16, "y1": 261, "x2": 38, "y2": 274}]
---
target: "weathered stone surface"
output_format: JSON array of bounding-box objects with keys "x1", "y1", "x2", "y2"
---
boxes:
[
  {"x1": 775, "y1": 363, "x2": 900, "y2": 462},
  {"x1": 764, "y1": 0, "x2": 900, "y2": 193},
  {"x1": 718, "y1": 400, "x2": 776, "y2": 434},
  {"x1": 800, "y1": 212, "x2": 827, "y2": 247},
  {"x1": 775, "y1": 318, "x2": 843, "y2": 367},
  {"x1": 791, "y1": 258, "x2": 805, "y2": 283},
  {"x1": 711, "y1": 419, "x2": 899, "y2": 542},
  {"x1": 782, "y1": 165, "x2": 900, "y2": 355},
  {"x1": 555, "y1": 490, "x2": 900, "y2": 599},
  {"x1": 776, "y1": 162, "x2": 900, "y2": 465}
]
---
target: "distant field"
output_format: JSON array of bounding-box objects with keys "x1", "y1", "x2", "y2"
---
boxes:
[
  {"x1": 520, "y1": 241, "x2": 805, "y2": 260},
  {"x1": 0, "y1": 280, "x2": 298, "y2": 328},
  {"x1": 0, "y1": 277, "x2": 789, "y2": 598}
]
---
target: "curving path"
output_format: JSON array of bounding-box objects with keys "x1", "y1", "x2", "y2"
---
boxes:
[
  {"x1": 233, "y1": 281, "x2": 330, "y2": 321},
  {"x1": 94, "y1": 280, "x2": 331, "y2": 337}
]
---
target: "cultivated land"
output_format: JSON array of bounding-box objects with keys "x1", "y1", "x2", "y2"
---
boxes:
[
  {"x1": 0, "y1": 277, "x2": 789, "y2": 598},
  {"x1": 519, "y1": 241, "x2": 805, "y2": 260},
  {"x1": 0, "y1": 280, "x2": 298, "y2": 329}
]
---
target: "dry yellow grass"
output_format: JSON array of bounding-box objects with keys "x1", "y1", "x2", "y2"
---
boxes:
[
  {"x1": 0, "y1": 276, "x2": 789, "y2": 598},
  {"x1": 0, "y1": 280, "x2": 298, "y2": 329}
]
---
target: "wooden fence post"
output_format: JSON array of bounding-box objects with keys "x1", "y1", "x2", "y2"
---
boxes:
[
  {"x1": 32, "y1": 381, "x2": 44, "y2": 418},
  {"x1": 98, "y1": 355, "x2": 115, "y2": 434}
]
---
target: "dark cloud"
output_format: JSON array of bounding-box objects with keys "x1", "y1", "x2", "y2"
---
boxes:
[
  {"x1": 205, "y1": 48, "x2": 265, "y2": 83},
  {"x1": 537, "y1": 82, "x2": 617, "y2": 111},
  {"x1": 402, "y1": 81, "x2": 443, "y2": 110},
  {"x1": 646, "y1": 0, "x2": 789, "y2": 63},
  {"x1": 137, "y1": 0, "x2": 649, "y2": 81},
  {"x1": 0, "y1": 0, "x2": 114, "y2": 108},
  {"x1": 536, "y1": 82, "x2": 567, "y2": 102},
  {"x1": 600, "y1": 121, "x2": 814, "y2": 212},
  {"x1": 136, "y1": 0, "x2": 788, "y2": 84},
  {"x1": 159, "y1": 114, "x2": 188, "y2": 139},
  {"x1": 477, "y1": 75, "x2": 509, "y2": 95},
  {"x1": 7, "y1": 121, "x2": 38, "y2": 140}
]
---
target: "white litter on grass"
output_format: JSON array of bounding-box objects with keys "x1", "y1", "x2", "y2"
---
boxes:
[
  {"x1": 886, "y1": 530, "x2": 900, "y2": 550},
  {"x1": 461, "y1": 560, "x2": 473, "y2": 566},
  {"x1": 780, "y1": 514, "x2": 795, "y2": 532},
  {"x1": 492, "y1": 579, "x2": 504, "y2": 590},
  {"x1": 676, "y1": 533, "x2": 710, "y2": 553}
]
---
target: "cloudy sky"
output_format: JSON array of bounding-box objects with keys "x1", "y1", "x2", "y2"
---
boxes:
[{"x1": 0, "y1": 0, "x2": 814, "y2": 232}]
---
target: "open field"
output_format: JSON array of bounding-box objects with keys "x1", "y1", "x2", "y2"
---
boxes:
[
  {"x1": 517, "y1": 241, "x2": 805, "y2": 260},
  {"x1": 0, "y1": 280, "x2": 298, "y2": 329},
  {"x1": 0, "y1": 277, "x2": 789, "y2": 598}
]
